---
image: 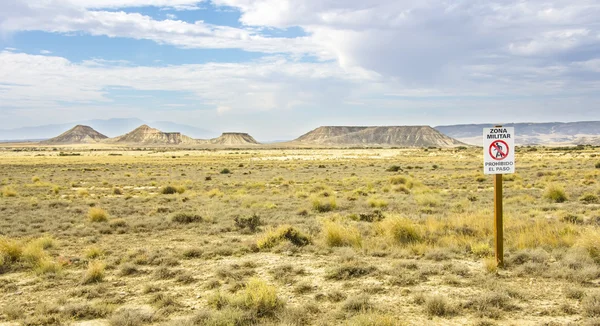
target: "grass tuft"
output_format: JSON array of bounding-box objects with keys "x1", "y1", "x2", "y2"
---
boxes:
[
  {"x1": 322, "y1": 221, "x2": 362, "y2": 248},
  {"x1": 257, "y1": 225, "x2": 310, "y2": 250},
  {"x1": 543, "y1": 184, "x2": 568, "y2": 203},
  {"x1": 88, "y1": 207, "x2": 109, "y2": 222},
  {"x1": 375, "y1": 216, "x2": 422, "y2": 246},
  {"x1": 82, "y1": 260, "x2": 106, "y2": 284}
]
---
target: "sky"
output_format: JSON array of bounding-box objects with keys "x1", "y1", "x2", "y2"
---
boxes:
[{"x1": 1, "y1": 0, "x2": 600, "y2": 140}]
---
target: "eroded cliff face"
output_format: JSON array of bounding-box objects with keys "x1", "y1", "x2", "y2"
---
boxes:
[
  {"x1": 42, "y1": 125, "x2": 108, "y2": 144},
  {"x1": 109, "y1": 125, "x2": 197, "y2": 145},
  {"x1": 210, "y1": 133, "x2": 260, "y2": 145},
  {"x1": 293, "y1": 126, "x2": 465, "y2": 147}
]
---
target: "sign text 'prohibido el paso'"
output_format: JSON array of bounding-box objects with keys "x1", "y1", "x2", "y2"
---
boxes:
[{"x1": 483, "y1": 127, "x2": 515, "y2": 175}]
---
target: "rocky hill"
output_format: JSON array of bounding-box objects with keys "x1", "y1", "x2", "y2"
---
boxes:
[
  {"x1": 41, "y1": 125, "x2": 108, "y2": 144},
  {"x1": 293, "y1": 126, "x2": 465, "y2": 147},
  {"x1": 108, "y1": 125, "x2": 197, "y2": 145},
  {"x1": 209, "y1": 133, "x2": 260, "y2": 145},
  {"x1": 435, "y1": 121, "x2": 600, "y2": 146}
]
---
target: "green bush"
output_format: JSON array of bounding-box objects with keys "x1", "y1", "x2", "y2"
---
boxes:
[
  {"x1": 580, "y1": 193, "x2": 599, "y2": 204},
  {"x1": 170, "y1": 212, "x2": 202, "y2": 224},
  {"x1": 376, "y1": 217, "x2": 422, "y2": 245},
  {"x1": 234, "y1": 214, "x2": 261, "y2": 232},
  {"x1": 256, "y1": 226, "x2": 310, "y2": 250},
  {"x1": 161, "y1": 185, "x2": 185, "y2": 195},
  {"x1": 220, "y1": 168, "x2": 231, "y2": 174},
  {"x1": 312, "y1": 197, "x2": 337, "y2": 212},
  {"x1": 543, "y1": 184, "x2": 568, "y2": 203},
  {"x1": 386, "y1": 165, "x2": 402, "y2": 172}
]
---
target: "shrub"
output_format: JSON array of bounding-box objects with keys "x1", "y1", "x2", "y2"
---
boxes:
[
  {"x1": 22, "y1": 242, "x2": 46, "y2": 267},
  {"x1": 113, "y1": 188, "x2": 123, "y2": 195},
  {"x1": 182, "y1": 248, "x2": 203, "y2": 259},
  {"x1": 82, "y1": 261, "x2": 105, "y2": 284},
  {"x1": 160, "y1": 185, "x2": 185, "y2": 195},
  {"x1": 312, "y1": 197, "x2": 337, "y2": 212},
  {"x1": 348, "y1": 313, "x2": 396, "y2": 326},
  {"x1": 1, "y1": 186, "x2": 17, "y2": 197},
  {"x1": 85, "y1": 246, "x2": 105, "y2": 259},
  {"x1": 35, "y1": 259, "x2": 62, "y2": 275},
  {"x1": 386, "y1": 165, "x2": 402, "y2": 172},
  {"x1": 342, "y1": 294, "x2": 372, "y2": 312},
  {"x1": 88, "y1": 207, "x2": 108, "y2": 222},
  {"x1": 170, "y1": 212, "x2": 202, "y2": 224},
  {"x1": 322, "y1": 221, "x2": 362, "y2": 248},
  {"x1": 234, "y1": 214, "x2": 261, "y2": 232},
  {"x1": 425, "y1": 295, "x2": 454, "y2": 317},
  {"x1": 414, "y1": 194, "x2": 441, "y2": 207},
  {"x1": 256, "y1": 226, "x2": 310, "y2": 250},
  {"x1": 109, "y1": 218, "x2": 127, "y2": 228},
  {"x1": 375, "y1": 217, "x2": 422, "y2": 245},
  {"x1": 207, "y1": 189, "x2": 224, "y2": 198},
  {"x1": 109, "y1": 308, "x2": 154, "y2": 326},
  {"x1": 240, "y1": 278, "x2": 283, "y2": 317},
  {"x1": 32, "y1": 176, "x2": 41, "y2": 183},
  {"x1": 0, "y1": 238, "x2": 23, "y2": 263},
  {"x1": 580, "y1": 193, "x2": 599, "y2": 204},
  {"x1": 367, "y1": 197, "x2": 389, "y2": 208},
  {"x1": 389, "y1": 176, "x2": 408, "y2": 185},
  {"x1": 209, "y1": 278, "x2": 284, "y2": 317},
  {"x1": 220, "y1": 168, "x2": 231, "y2": 174},
  {"x1": 543, "y1": 184, "x2": 568, "y2": 203},
  {"x1": 326, "y1": 263, "x2": 376, "y2": 280},
  {"x1": 595, "y1": 162, "x2": 600, "y2": 169},
  {"x1": 582, "y1": 293, "x2": 600, "y2": 317},
  {"x1": 119, "y1": 263, "x2": 139, "y2": 276}
]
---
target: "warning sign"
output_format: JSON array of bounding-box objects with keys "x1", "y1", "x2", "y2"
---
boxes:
[{"x1": 483, "y1": 127, "x2": 515, "y2": 174}]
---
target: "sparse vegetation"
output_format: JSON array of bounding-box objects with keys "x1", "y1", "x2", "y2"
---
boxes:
[{"x1": 0, "y1": 146, "x2": 599, "y2": 324}]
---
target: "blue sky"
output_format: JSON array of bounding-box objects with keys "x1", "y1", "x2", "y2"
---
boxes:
[{"x1": 1, "y1": 0, "x2": 600, "y2": 139}]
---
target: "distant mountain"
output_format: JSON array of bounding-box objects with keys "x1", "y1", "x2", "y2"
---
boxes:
[
  {"x1": 108, "y1": 125, "x2": 198, "y2": 145},
  {"x1": 41, "y1": 125, "x2": 108, "y2": 144},
  {"x1": 435, "y1": 121, "x2": 600, "y2": 146},
  {"x1": 210, "y1": 132, "x2": 260, "y2": 145},
  {"x1": 0, "y1": 118, "x2": 213, "y2": 140},
  {"x1": 292, "y1": 126, "x2": 465, "y2": 147}
]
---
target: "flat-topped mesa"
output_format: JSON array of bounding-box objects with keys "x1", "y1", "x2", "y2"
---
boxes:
[
  {"x1": 210, "y1": 132, "x2": 260, "y2": 145},
  {"x1": 42, "y1": 125, "x2": 108, "y2": 144},
  {"x1": 293, "y1": 126, "x2": 465, "y2": 147},
  {"x1": 109, "y1": 124, "x2": 197, "y2": 145}
]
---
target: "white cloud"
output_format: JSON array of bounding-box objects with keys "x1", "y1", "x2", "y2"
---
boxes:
[
  {"x1": 0, "y1": 51, "x2": 378, "y2": 113},
  {"x1": 40, "y1": 49, "x2": 52, "y2": 54},
  {"x1": 0, "y1": 0, "x2": 600, "y2": 133},
  {"x1": 217, "y1": 106, "x2": 232, "y2": 114},
  {"x1": 67, "y1": 0, "x2": 206, "y2": 10},
  {"x1": 0, "y1": 0, "x2": 325, "y2": 57}
]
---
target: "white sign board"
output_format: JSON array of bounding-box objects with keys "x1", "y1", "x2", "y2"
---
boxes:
[{"x1": 483, "y1": 127, "x2": 515, "y2": 175}]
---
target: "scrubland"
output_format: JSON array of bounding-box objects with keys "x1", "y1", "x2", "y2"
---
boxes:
[{"x1": 0, "y1": 146, "x2": 599, "y2": 325}]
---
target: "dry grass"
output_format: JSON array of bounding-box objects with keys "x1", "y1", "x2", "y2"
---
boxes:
[
  {"x1": 1, "y1": 146, "x2": 599, "y2": 325},
  {"x1": 88, "y1": 207, "x2": 109, "y2": 222}
]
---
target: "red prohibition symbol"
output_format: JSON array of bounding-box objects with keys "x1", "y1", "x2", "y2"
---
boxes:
[{"x1": 489, "y1": 140, "x2": 509, "y2": 161}]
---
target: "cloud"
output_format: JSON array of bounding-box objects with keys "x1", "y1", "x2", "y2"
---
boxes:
[
  {"x1": 216, "y1": 106, "x2": 232, "y2": 114},
  {"x1": 0, "y1": 0, "x2": 325, "y2": 57},
  {"x1": 213, "y1": 0, "x2": 600, "y2": 84},
  {"x1": 0, "y1": 51, "x2": 378, "y2": 112},
  {"x1": 66, "y1": 0, "x2": 206, "y2": 10},
  {"x1": 40, "y1": 49, "x2": 52, "y2": 54}
]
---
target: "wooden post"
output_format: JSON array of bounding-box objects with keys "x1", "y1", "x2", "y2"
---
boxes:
[{"x1": 494, "y1": 173, "x2": 504, "y2": 268}]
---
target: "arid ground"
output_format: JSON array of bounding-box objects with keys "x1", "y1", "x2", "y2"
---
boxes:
[{"x1": 1, "y1": 146, "x2": 600, "y2": 325}]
